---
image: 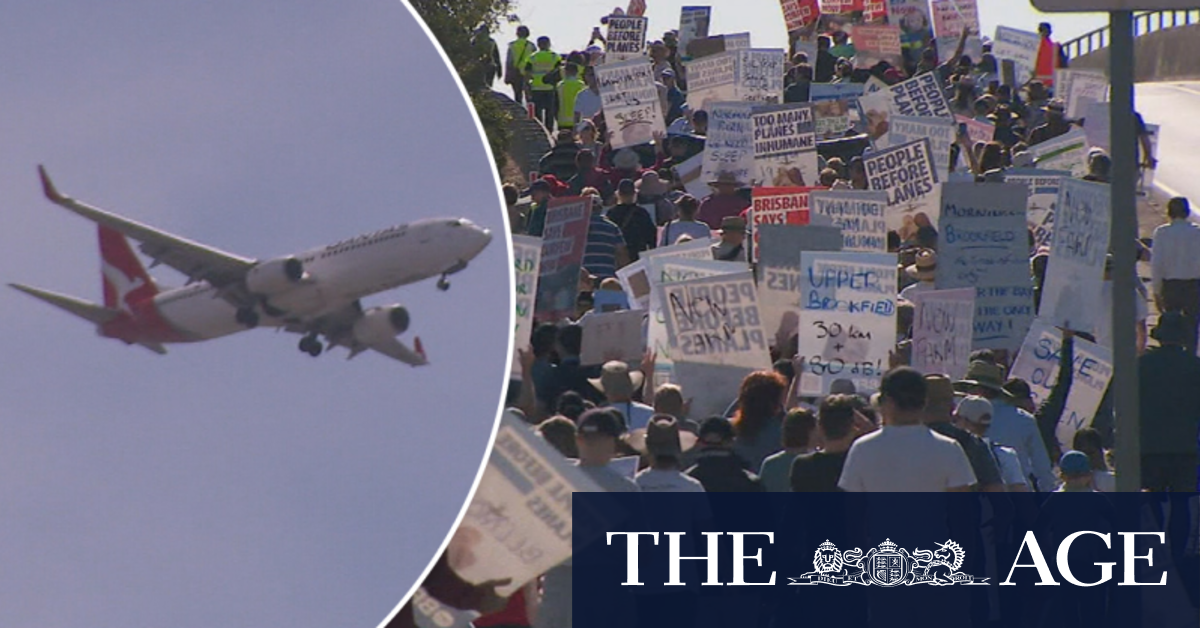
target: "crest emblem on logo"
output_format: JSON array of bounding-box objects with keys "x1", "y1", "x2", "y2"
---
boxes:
[{"x1": 790, "y1": 538, "x2": 987, "y2": 587}]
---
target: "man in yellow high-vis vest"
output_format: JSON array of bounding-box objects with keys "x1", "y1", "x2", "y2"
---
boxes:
[
  {"x1": 555, "y1": 63, "x2": 587, "y2": 131},
  {"x1": 525, "y1": 36, "x2": 562, "y2": 132},
  {"x1": 505, "y1": 26, "x2": 536, "y2": 104}
]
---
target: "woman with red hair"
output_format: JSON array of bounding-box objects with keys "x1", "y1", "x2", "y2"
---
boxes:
[{"x1": 730, "y1": 370, "x2": 789, "y2": 471}]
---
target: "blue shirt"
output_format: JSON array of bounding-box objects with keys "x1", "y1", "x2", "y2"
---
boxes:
[
  {"x1": 583, "y1": 214, "x2": 625, "y2": 279},
  {"x1": 986, "y1": 398, "x2": 1056, "y2": 492}
]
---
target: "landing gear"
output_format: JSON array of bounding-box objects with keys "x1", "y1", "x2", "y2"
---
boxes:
[
  {"x1": 437, "y1": 259, "x2": 468, "y2": 291},
  {"x1": 437, "y1": 276, "x2": 450, "y2": 291},
  {"x1": 236, "y1": 307, "x2": 259, "y2": 328},
  {"x1": 298, "y1": 334, "x2": 323, "y2": 357}
]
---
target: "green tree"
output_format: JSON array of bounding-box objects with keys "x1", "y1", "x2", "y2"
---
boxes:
[{"x1": 411, "y1": 0, "x2": 517, "y2": 171}]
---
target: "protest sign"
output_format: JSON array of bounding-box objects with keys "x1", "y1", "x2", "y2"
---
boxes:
[
  {"x1": 863, "y1": 0, "x2": 888, "y2": 21},
  {"x1": 412, "y1": 588, "x2": 480, "y2": 628},
  {"x1": 813, "y1": 99, "x2": 852, "y2": 138},
  {"x1": 644, "y1": 255, "x2": 744, "y2": 380},
  {"x1": 1082, "y1": 101, "x2": 1110, "y2": 152},
  {"x1": 662, "y1": 270, "x2": 772, "y2": 370},
  {"x1": 930, "y1": 0, "x2": 979, "y2": 39},
  {"x1": 701, "y1": 101, "x2": 757, "y2": 189},
  {"x1": 885, "y1": 115, "x2": 956, "y2": 183},
  {"x1": 936, "y1": 35, "x2": 984, "y2": 68},
  {"x1": 955, "y1": 115, "x2": 995, "y2": 147},
  {"x1": 756, "y1": 224, "x2": 843, "y2": 349},
  {"x1": 810, "y1": 190, "x2": 890, "y2": 252},
  {"x1": 617, "y1": 261, "x2": 652, "y2": 310},
  {"x1": 858, "y1": 72, "x2": 952, "y2": 144},
  {"x1": 852, "y1": 25, "x2": 904, "y2": 68},
  {"x1": 536, "y1": 196, "x2": 591, "y2": 322},
  {"x1": 863, "y1": 137, "x2": 941, "y2": 233},
  {"x1": 736, "y1": 49, "x2": 787, "y2": 103},
  {"x1": 452, "y1": 413, "x2": 604, "y2": 596},
  {"x1": 1039, "y1": 178, "x2": 1111, "y2": 333},
  {"x1": 909, "y1": 288, "x2": 975, "y2": 380},
  {"x1": 809, "y1": 83, "x2": 865, "y2": 102},
  {"x1": 780, "y1": 0, "x2": 820, "y2": 31},
  {"x1": 1028, "y1": 127, "x2": 1089, "y2": 177},
  {"x1": 935, "y1": 182, "x2": 1033, "y2": 352},
  {"x1": 887, "y1": 0, "x2": 935, "y2": 53},
  {"x1": 1005, "y1": 168, "x2": 1069, "y2": 250},
  {"x1": 992, "y1": 26, "x2": 1040, "y2": 82},
  {"x1": 511, "y1": 235, "x2": 541, "y2": 376},
  {"x1": 685, "y1": 51, "x2": 738, "y2": 110},
  {"x1": 1008, "y1": 318, "x2": 1062, "y2": 408},
  {"x1": 581, "y1": 309, "x2": 648, "y2": 366},
  {"x1": 749, "y1": 187, "x2": 817, "y2": 261},
  {"x1": 605, "y1": 16, "x2": 648, "y2": 62},
  {"x1": 1056, "y1": 69, "x2": 1109, "y2": 120},
  {"x1": 750, "y1": 103, "x2": 818, "y2": 188},
  {"x1": 1056, "y1": 338, "x2": 1113, "y2": 449},
  {"x1": 797, "y1": 252, "x2": 897, "y2": 396},
  {"x1": 678, "y1": 6, "x2": 712, "y2": 60},
  {"x1": 725, "y1": 32, "x2": 752, "y2": 50},
  {"x1": 596, "y1": 58, "x2": 667, "y2": 150},
  {"x1": 820, "y1": 0, "x2": 858, "y2": 13},
  {"x1": 674, "y1": 152, "x2": 709, "y2": 199}
]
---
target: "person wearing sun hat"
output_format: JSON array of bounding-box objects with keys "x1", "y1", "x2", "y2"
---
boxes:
[
  {"x1": 630, "y1": 415, "x2": 705, "y2": 493},
  {"x1": 711, "y1": 215, "x2": 747, "y2": 262},
  {"x1": 590, "y1": 360, "x2": 655, "y2": 431},
  {"x1": 899, "y1": 249, "x2": 938, "y2": 301},
  {"x1": 1028, "y1": 98, "x2": 1071, "y2": 147},
  {"x1": 957, "y1": 360, "x2": 1056, "y2": 492},
  {"x1": 696, "y1": 170, "x2": 750, "y2": 229}
]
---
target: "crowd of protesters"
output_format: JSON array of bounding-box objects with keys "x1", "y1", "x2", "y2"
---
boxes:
[{"x1": 395, "y1": 5, "x2": 1200, "y2": 628}]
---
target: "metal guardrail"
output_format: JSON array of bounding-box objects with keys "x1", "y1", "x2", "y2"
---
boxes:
[{"x1": 1061, "y1": 10, "x2": 1200, "y2": 59}]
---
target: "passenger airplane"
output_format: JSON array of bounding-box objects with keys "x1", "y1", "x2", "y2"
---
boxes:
[{"x1": 10, "y1": 166, "x2": 493, "y2": 365}]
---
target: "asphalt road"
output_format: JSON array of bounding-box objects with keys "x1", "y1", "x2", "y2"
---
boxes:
[{"x1": 1137, "y1": 81, "x2": 1200, "y2": 206}]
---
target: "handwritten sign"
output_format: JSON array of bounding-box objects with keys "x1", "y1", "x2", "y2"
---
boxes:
[
  {"x1": 512, "y1": 235, "x2": 542, "y2": 376},
  {"x1": 605, "y1": 16, "x2": 648, "y2": 62},
  {"x1": 581, "y1": 309, "x2": 648, "y2": 366},
  {"x1": 935, "y1": 182, "x2": 1033, "y2": 352},
  {"x1": 992, "y1": 26, "x2": 1040, "y2": 83},
  {"x1": 1056, "y1": 69, "x2": 1109, "y2": 119},
  {"x1": 750, "y1": 187, "x2": 817, "y2": 261},
  {"x1": 536, "y1": 196, "x2": 591, "y2": 322},
  {"x1": 451, "y1": 413, "x2": 604, "y2": 596},
  {"x1": 863, "y1": 137, "x2": 942, "y2": 233},
  {"x1": 678, "y1": 6, "x2": 712, "y2": 60},
  {"x1": 813, "y1": 99, "x2": 852, "y2": 138},
  {"x1": 810, "y1": 190, "x2": 890, "y2": 252},
  {"x1": 757, "y1": 224, "x2": 844, "y2": 348},
  {"x1": 1008, "y1": 318, "x2": 1062, "y2": 407},
  {"x1": 701, "y1": 101, "x2": 756, "y2": 188},
  {"x1": 780, "y1": 0, "x2": 820, "y2": 31},
  {"x1": 797, "y1": 252, "x2": 897, "y2": 396},
  {"x1": 663, "y1": 270, "x2": 772, "y2": 370},
  {"x1": 1028, "y1": 127, "x2": 1089, "y2": 177},
  {"x1": 644, "y1": 255, "x2": 744, "y2": 379},
  {"x1": 885, "y1": 115, "x2": 956, "y2": 184},
  {"x1": 931, "y1": 0, "x2": 979, "y2": 39},
  {"x1": 852, "y1": 25, "x2": 903, "y2": 68},
  {"x1": 1039, "y1": 178, "x2": 1111, "y2": 333},
  {"x1": 1005, "y1": 168, "x2": 1069, "y2": 250},
  {"x1": 596, "y1": 58, "x2": 668, "y2": 150},
  {"x1": 750, "y1": 103, "x2": 818, "y2": 188},
  {"x1": 736, "y1": 49, "x2": 787, "y2": 103},
  {"x1": 909, "y1": 288, "x2": 975, "y2": 379},
  {"x1": 887, "y1": 0, "x2": 935, "y2": 51},
  {"x1": 685, "y1": 51, "x2": 737, "y2": 110},
  {"x1": 1056, "y1": 338, "x2": 1113, "y2": 449}
]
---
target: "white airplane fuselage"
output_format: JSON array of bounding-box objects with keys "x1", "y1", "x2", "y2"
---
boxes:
[{"x1": 114, "y1": 217, "x2": 490, "y2": 345}]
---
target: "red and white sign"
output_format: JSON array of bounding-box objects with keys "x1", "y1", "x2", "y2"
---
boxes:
[
  {"x1": 780, "y1": 0, "x2": 820, "y2": 31},
  {"x1": 749, "y1": 186, "x2": 818, "y2": 261}
]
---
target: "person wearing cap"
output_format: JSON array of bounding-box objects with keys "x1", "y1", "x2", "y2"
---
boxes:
[
  {"x1": 924, "y1": 375, "x2": 1005, "y2": 492},
  {"x1": 1054, "y1": 451, "x2": 1096, "y2": 492},
  {"x1": 607, "y1": 148, "x2": 645, "y2": 188},
  {"x1": 631, "y1": 415, "x2": 705, "y2": 492},
  {"x1": 525, "y1": 35, "x2": 562, "y2": 131},
  {"x1": 899, "y1": 249, "x2": 937, "y2": 301},
  {"x1": 954, "y1": 395, "x2": 1030, "y2": 492},
  {"x1": 757, "y1": 408, "x2": 816, "y2": 493},
  {"x1": 711, "y1": 215, "x2": 747, "y2": 263},
  {"x1": 591, "y1": 360, "x2": 655, "y2": 431},
  {"x1": 605, "y1": 179, "x2": 658, "y2": 261},
  {"x1": 660, "y1": 68, "x2": 686, "y2": 124},
  {"x1": 1026, "y1": 98, "x2": 1070, "y2": 147},
  {"x1": 667, "y1": 107, "x2": 707, "y2": 137},
  {"x1": 1138, "y1": 311, "x2": 1200, "y2": 491},
  {"x1": 686, "y1": 417, "x2": 765, "y2": 492},
  {"x1": 1071, "y1": 428, "x2": 1115, "y2": 493},
  {"x1": 838, "y1": 368, "x2": 976, "y2": 492},
  {"x1": 957, "y1": 360, "x2": 1056, "y2": 492},
  {"x1": 554, "y1": 62, "x2": 587, "y2": 132},
  {"x1": 1150, "y1": 197, "x2": 1200, "y2": 356}
]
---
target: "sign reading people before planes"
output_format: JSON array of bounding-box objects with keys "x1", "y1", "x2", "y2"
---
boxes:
[
  {"x1": 511, "y1": 235, "x2": 541, "y2": 377},
  {"x1": 884, "y1": 115, "x2": 956, "y2": 183},
  {"x1": 450, "y1": 412, "x2": 604, "y2": 597},
  {"x1": 535, "y1": 196, "x2": 591, "y2": 323},
  {"x1": 909, "y1": 288, "x2": 975, "y2": 380},
  {"x1": 751, "y1": 103, "x2": 818, "y2": 188},
  {"x1": 1039, "y1": 178, "x2": 1111, "y2": 333},
  {"x1": 797, "y1": 252, "x2": 896, "y2": 396},
  {"x1": 935, "y1": 182, "x2": 1033, "y2": 352},
  {"x1": 701, "y1": 101, "x2": 757, "y2": 190},
  {"x1": 863, "y1": 137, "x2": 941, "y2": 233},
  {"x1": 595, "y1": 58, "x2": 667, "y2": 150},
  {"x1": 858, "y1": 72, "x2": 953, "y2": 144},
  {"x1": 780, "y1": 0, "x2": 820, "y2": 32},
  {"x1": 810, "y1": 190, "x2": 890, "y2": 252},
  {"x1": 662, "y1": 270, "x2": 772, "y2": 370},
  {"x1": 605, "y1": 15, "x2": 648, "y2": 62}
]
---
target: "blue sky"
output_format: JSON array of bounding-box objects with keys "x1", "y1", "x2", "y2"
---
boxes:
[
  {"x1": 496, "y1": 0, "x2": 1111, "y2": 57},
  {"x1": 0, "y1": 2, "x2": 509, "y2": 627}
]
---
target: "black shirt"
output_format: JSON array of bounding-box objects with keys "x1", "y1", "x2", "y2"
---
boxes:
[
  {"x1": 929, "y1": 422, "x2": 1003, "y2": 489},
  {"x1": 687, "y1": 449, "x2": 764, "y2": 492},
  {"x1": 790, "y1": 450, "x2": 849, "y2": 492},
  {"x1": 605, "y1": 203, "x2": 658, "y2": 260}
]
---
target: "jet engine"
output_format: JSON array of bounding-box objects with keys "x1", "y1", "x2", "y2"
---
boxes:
[
  {"x1": 352, "y1": 305, "x2": 411, "y2": 344},
  {"x1": 245, "y1": 256, "x2": 307, "y2": 295}
]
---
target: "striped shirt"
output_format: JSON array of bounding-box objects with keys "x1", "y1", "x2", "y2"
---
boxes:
[{"x1": 583, "y1": 214, "x2": 625, "y2": 279}]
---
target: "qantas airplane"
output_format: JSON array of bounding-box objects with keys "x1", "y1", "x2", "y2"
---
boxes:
[{"x1": 10, "y1": 166, "x2": 493, "y2": 365}]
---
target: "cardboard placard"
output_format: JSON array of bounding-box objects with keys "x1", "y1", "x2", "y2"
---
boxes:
[
  {"x1": 862, "y1": 137, "x2": 942, "y2": 234},
  {"x1": 736, "y1": 49, "x2": 787, "y2": 104},
  {"x1": 662, "y1": 270, "x2": 772, "y2": 370},
  {"x1": 511, "y1": 235, "x2": 542, "y2": 376},
  {"x1": 684, "y1": 51, "x2": 738, "y2": 110},
  {"x1": 1004, "y1": 168, "x2": 1070, "y2": 251},
  {"x1": 909, "y1": 288, "x2": 976, "y2": 380},
  {"x1": 809, "y1": 190, "x2": 890, "y2": 252},
  {"x1": 536, "y1": 196, "x2": 592, "y2": 322},
  {"x1": 1039, "y1": 178, "x2": 1111, "y2": 333},
  {"x1": 751, "y1": 103, "x2": 818, "y2": 188},
  {"x1": 596, "y1": 58, "x2": 668, "y2": 150},
  {"x1": 678, "y1": 6, "x2": 712, "y2": 60},
  {"x1": 581, "y1": 309, "x2": 649, "y2": 366},
  {"x1": 605, "y1": 16, "x2": 648, "y2": 62},
  {"x1": 701, "y1": 101, "x2": 757, "y2": 188}
]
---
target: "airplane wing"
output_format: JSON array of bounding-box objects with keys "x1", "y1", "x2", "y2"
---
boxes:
[
  {"x1": 282, "y1": 301, "x2": 429, "y2": 366},
  {"x1": 350, "y1": 334, "x2": 429, "y2": 366},
  {"x1": 38, "y1": 166, "x2": 256, "y2": 288}
]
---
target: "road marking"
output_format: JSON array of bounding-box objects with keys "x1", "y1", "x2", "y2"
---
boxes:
[
  {"x1": 1165, "y1": 83, "x2": 1200, "y2": 98},
  {"x1": 1155, "y1": 180, "x2": 1185, "y2": 200}
]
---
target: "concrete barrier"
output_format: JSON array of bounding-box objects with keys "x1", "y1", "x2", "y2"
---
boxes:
[{"x1": 1069, "y1": 23, "x2": 1200, "y2": 82}]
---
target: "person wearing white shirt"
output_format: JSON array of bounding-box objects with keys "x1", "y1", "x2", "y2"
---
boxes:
[
  {"x1": 958, "y1": 360, "x2": 1057, "y2": 492},
  {"x1": 954, "y1": 395, "x2": 1032, "y2": 492},
  {"x1": 632, "y1": 416, "x2": 707, "y2": 493},
  {"x1": 1150, "y1": 197, "x2": 1200, "y2": 354},
  {"x1": 899, "y1": 249, "x2": 937, "y2": 302},
  {"x1": 590, "y1": 360, "x2": 655, "y2": 431},
  {"x1": 839, "y1": 367, "x2": 976, "y2": 492},
  {"x1": 572, "y1": 66, "x2": 602, "y2": 124}
]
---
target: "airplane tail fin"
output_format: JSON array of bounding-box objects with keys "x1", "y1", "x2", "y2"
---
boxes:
[
  {"x1": 99, "y1": 226, "x2": 157, "y2": 309},
  {"x1": 9, "y1": 283, "x2": 122, "y2": 325}
]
